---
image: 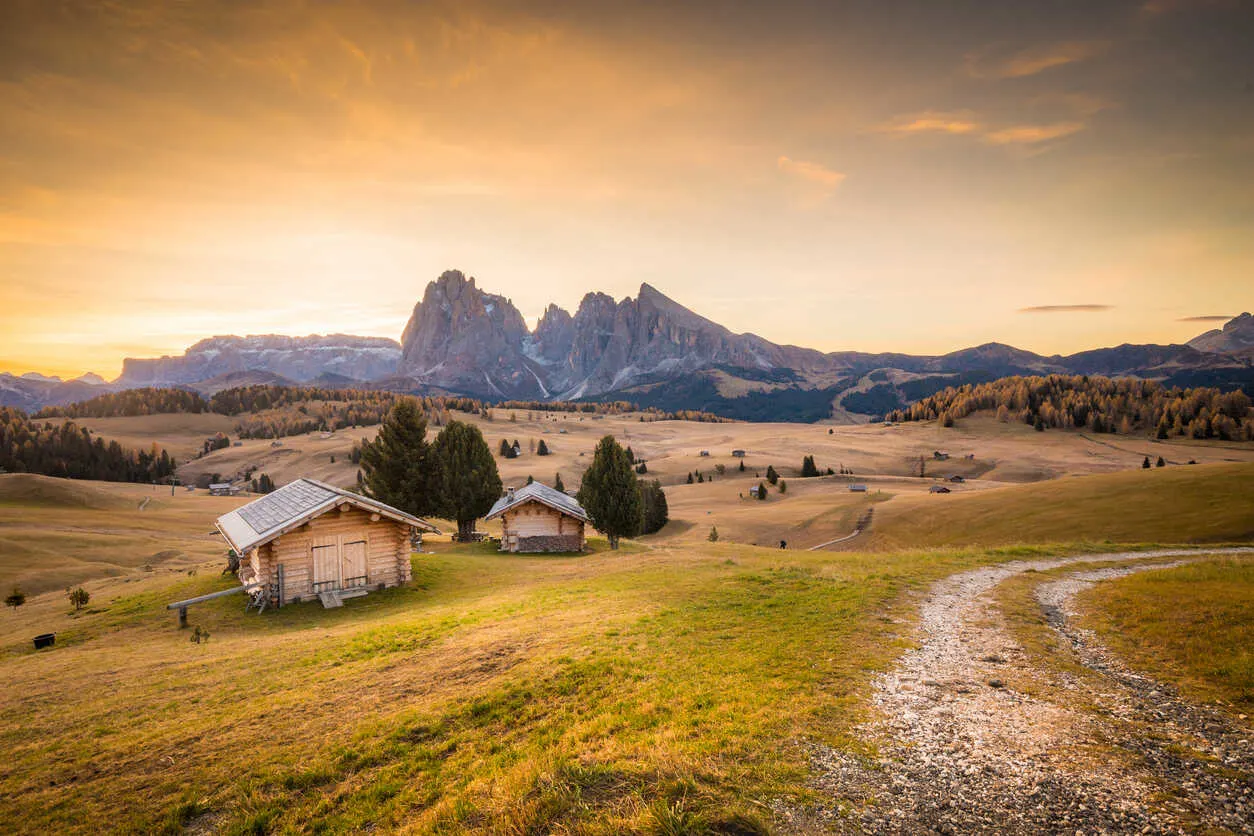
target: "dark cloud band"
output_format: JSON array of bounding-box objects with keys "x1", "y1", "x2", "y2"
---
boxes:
[{"x1": 1018, "y1": 305, "x2": 1113, "y2": 313}]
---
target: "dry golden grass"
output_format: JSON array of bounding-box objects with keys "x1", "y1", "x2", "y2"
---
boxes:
[
  {"x1": 868, "y1": 462, "x2": 1254, "y2": 549},
  {"x1": 0, "y1": 444, "x2": 1248, "y2": 832},
  {"x1": 0, "y1": 474, "x2": 244, "y2": 595},
  {"x1": 1075, "y1": 555, "x2": 1254, "y2": 716}
]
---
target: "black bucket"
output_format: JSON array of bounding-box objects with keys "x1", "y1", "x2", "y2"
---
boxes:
[{"x1": 33, "y1": 633, "x2": 55, "y2": 650}]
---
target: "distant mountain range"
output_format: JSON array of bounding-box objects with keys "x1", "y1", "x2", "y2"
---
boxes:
[{"x1": 3, "y1": 270, "x2": 1251, "y2": 421}]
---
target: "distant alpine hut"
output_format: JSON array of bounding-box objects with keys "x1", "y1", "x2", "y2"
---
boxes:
[
  {"x1": 215, "y1": 478, "x2": 440, "y2": 607},
  {"x1": 209, "y1": 482, "x2": 241, "y2": 497},
  {"x1": 485, "y1": 482, "x2": 589, "y2": 553},
  {"x1": 732, "y1": 449, "x2": 746, "y2": 458},
  {"x1": 930, "y1": 485, "x2": 951, "y2": 494},
  {"x1": 849, "y1": 484, "x2": 868, "y2": 493}
]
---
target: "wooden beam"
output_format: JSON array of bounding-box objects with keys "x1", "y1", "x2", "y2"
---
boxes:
[{"x1": 166, "y1": 583, "x2": 259, "y2": 611}]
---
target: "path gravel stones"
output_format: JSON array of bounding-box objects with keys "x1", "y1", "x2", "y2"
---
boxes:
[{"x1": 788, "y1": 548, "x2": 1254, "y2": 835}]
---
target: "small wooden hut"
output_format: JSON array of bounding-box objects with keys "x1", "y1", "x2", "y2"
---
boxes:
[
  {"x1": 216, "y1": 478, "x2": 439, "y2": 608},
  {"x1": 485, "y1": 482, "x2": 589, "y2": 553}
]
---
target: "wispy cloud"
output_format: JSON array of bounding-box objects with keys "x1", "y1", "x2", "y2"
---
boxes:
[
  {"x1": 1176, "y1": 314, "x2": 1231, "y2": 322},
  {"x1": 983, "y1": 122, "x2": 1086, "y2": 145},
  {"x1": 967, "y1": 41, "x2": 1108, "y2": 79},
  {"x1": 1019, "y1": 304, "x2": 1114, "y2": 313},
  {"x1": 880, "y1": 111, "x2": 1086, "y2": 147},
  {"x1": 879, "y1": 111, "x2": 982, "y2": 136},
  {"x1": 777, "y1": 156, "x2": 846, "y2": 190}
]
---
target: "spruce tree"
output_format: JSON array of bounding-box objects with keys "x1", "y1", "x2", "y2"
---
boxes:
[
  {"x1": 708, "y1": 525, "x2": 719, "y2": 542},
  {"x1": 554, "y1": 472, "x2": 565, "y2": 492},
  {"x1": 537, "y1": 439, "x2": 550, "y2": 456},
  {"x1": 766, "y1": 465, "x2": 779, "y2": 485},
  {"x1": 738, "y1": 459, "x2": 745, "y2": 472},
  {"x1": 779, "y1": 480, "x2": 787, "y2": 494},
  {"x1": 1156, "y1": 456, "x2": 1165, "y2": 468},
  {"x1": 526, "y1": 474, "x2": 534, "y2": 484},
  {"x1": 687, "y1": 472, "x2": 694, "y2": 484},
  {"x1": 359, "y1": 399, "x2": 436, "y2": 516},
  {"x1": 756, "y1": 481, "x2": 768, "y2": 500},
  {"x1": 577, "y1": 436, "x2": 643, "y2": 549},
  {"x1": 431, "y1": 421, "x2": 502, "y2": 542},
  {"x1": 1142, "y1": 456, "x2": 1151, "y2": 469},
  {"x1": 640, "y1": 480, "x2": 669, "y2": 534},
  {"x1": 801, "y1": 455, "x2": 819, "y2": 477}
]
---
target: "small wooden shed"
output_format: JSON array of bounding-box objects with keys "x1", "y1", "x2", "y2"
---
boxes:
[
  {"x1": 216, "y1": 478, "x2": 439, "y2": 608},
  {"x1": 485, "y1": 482, "x2": 589, "y2": 553}
]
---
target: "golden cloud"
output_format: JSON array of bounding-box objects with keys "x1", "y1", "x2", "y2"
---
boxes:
[
  {"x1": 880, "y1": 111, "x2": 982, "y2": 136},
  {"x1": 777, "y1": 156, "x2": 846, "y2": 190},
  {"x1": 983, "y1": 122, "x2": 1085, "y2": 145},
  {"x1": 967, "y1": 41, "x2": 1108, "y2": 79}
]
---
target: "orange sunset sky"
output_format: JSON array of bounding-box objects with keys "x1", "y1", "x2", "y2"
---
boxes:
[{"x1": 1, "y1": 0, "x2": 1251, "y2": 380}]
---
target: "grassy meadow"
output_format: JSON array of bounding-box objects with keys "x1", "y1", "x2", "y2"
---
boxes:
[
  {"x1": 0, "y1": 529, "x2": 1079, "y2": 833},
  {"x1": 1, "y1": 412, "x2": 1251, "y2": 833},
  {"x1": 1075, "y1": 557, "x2": 1254, "y2": 714}
]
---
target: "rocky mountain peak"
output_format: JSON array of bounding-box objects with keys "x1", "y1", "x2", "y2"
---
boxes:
[{"x1": 1188, "y1": 312, "x2": 1254, "y2": 354}]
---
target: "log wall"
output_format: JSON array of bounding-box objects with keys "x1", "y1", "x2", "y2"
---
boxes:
[
  {"x1": 239, "y1": 505, "x2": 414, "y2": 604},
  {"x1": 500, "y1": 502, "x2": 586, "y2": 553}
]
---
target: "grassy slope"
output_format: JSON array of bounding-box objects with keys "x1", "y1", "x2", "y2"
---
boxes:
[
  {"x1": 0, "y1": 474, "x2": 243, "y2": 595},
  {"x1": 0, "y1": 533, "x2": 1084, "y2": 834},
  {"x1": 868, "y1": 462, "x2": 1254, "y2": 549},
  {"x1": 1075, "y1": 556, "x2": 1254, "y2": 715}
]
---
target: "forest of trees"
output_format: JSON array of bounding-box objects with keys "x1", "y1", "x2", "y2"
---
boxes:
[
  {"x1": 887, "y1": 375, "x2": 1254, "y2": 441},
  {"x1": 36, "y1": 388, "x2": 209, "y2": 418},
  {"x1": 36, "y1": 384, "x2": 732, "y2": 442},
  {"x1": 0, "y1": 407, "x2": 176, "y2": 482}
]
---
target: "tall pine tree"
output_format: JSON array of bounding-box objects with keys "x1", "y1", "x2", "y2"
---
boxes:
[
  {"x1": 577, "y1": 436, "x2": 643, "y2": 549},
  {"x1": 431, "y1": 421, "x2": 502, "y2": 542},
  {"x1": 359, "y1": 399, "x2": 436, "y2": 516}
]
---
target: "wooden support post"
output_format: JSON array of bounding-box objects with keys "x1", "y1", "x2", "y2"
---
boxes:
[
  {"x1": 276, "y1": 564, "x2": 285, "y2": 608},
  {"x1": 178, "y1": 606, "x2": 188, "y2": 628}
]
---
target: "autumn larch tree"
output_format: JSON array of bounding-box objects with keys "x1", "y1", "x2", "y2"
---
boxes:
[
  {"x1": 431, "y1": 421, "x2": 502, "y2": 542},
  {"x1": 576, "y1": 435, "x2": 643, "y2": 550}
]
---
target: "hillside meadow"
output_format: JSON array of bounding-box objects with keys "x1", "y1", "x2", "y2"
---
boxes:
[
  {"x1": 1, "y1": 414, "x2": 1251, "y2": 832},
  {"x1": 0, "y1": 527, "x2": 1144, "y2": 833}
]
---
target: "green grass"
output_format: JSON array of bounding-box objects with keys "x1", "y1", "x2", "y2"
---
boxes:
[
  {"x1": 1075, "y1": 556, "x2": 1254, "y2": 716},
  {"x1": 0, "y1": 539, "x2": 1079, "y2": 833},
  {"x1": 871, "y1": 462, "x2": 1254, "y2": 549}
]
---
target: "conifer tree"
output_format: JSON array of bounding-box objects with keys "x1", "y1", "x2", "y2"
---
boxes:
[
  {"x1": 554, "y1": 472, "x2": 565, "y2": 492},
  {"x1": 738, "y1": 459, "x2": 745, "y2": 472},
  {"x1": 766, "y1": 465, "x2": 779, "y2": 485},
  {"x1": 779, "y1": 480, "x2": 787, "y2": 494},
  {"x1": 537, "y1": 439, "x2": 550, "y2": 456},
  {"x1": 358, "y1": 400, "x2": 435, "y2": 516},
  {"x1": 757, "y1": 481, "x2": 768, "y2": 500},
  {"x1": 1156, "y1": 456, "x2": 1166, "y2": 467},
  {"x1": 708, "y1": 525, "x2": 719, "y2": 542},
  {"x1": 5, "y1": 586, "x2": 25, "y2": 612},
  {"x1": 1142, "y1": 456, "x2": 1151, "y2": 469},
  {"x1": 687, "y1": 472, "x2": 694, "y2": 484},
  {"x1": 640, "y1": 480, "x2": 669, "y2": 535},
  {"x1": 576, "y1": 436, "x2": 643, "y2": 549},
  {"x1": 431, "y1": 421, "x2": 502, "y2": 542}
]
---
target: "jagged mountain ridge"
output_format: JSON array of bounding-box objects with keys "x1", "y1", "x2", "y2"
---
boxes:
[
  {"x1": 3, "y1": 272, "x2": 1250, "y2": 419},
  {"x1": 118, "y1": 334, "x2": 402, "y2": 386},
  {"x1": 1188, "y1": 312, "x2": 1254, "y2": 354}
]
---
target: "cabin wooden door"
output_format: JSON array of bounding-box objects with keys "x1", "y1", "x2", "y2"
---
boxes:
[
  {"x1": 341, "y1": 539, "x2": 367, "y2": 586},
  {"x1": 312, "y1": 537, "x2": 340, "y2": 590}
]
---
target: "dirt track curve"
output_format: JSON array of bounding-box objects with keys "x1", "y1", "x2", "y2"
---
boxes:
[{"x1": 787, "y1": 548, "x2": 1254, "y2": 835}]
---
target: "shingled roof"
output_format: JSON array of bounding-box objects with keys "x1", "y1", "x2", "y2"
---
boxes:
[
  {"x1": 216, "y1": 478, "x2": 439, "y2": 554},
  {"x1": 485, "y1": 481, "x2": 589, "y2": 523}
]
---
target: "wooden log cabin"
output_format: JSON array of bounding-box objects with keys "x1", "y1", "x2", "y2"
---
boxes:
[
  {"x1": 484, "y1": 482, "x2": 590, "y2": 553},
  {"x1": 215, "y1": 478, "x2": 440, "y2": 608}
]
